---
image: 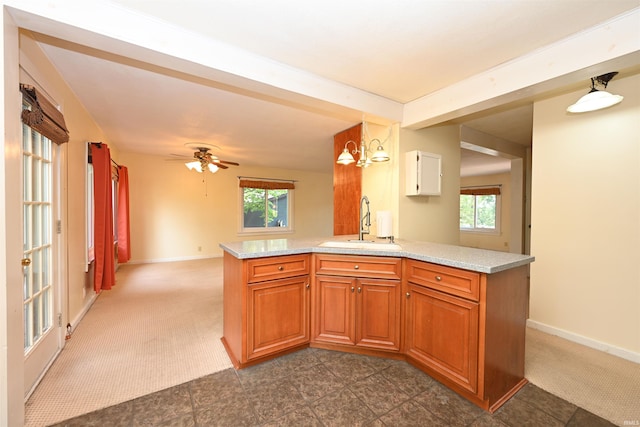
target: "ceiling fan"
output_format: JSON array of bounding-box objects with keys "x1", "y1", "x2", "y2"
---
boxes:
[{"x1": 171, "y1": 143, "x2": 239, "y2": 173}]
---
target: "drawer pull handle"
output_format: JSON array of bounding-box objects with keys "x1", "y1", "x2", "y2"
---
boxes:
[
  {"x1": 354, "y1": 265, "x2": 359, "y2": 270},
  {"x1": 435, "y1": 276, "x2": 442, "y2": 281},
  {"x1": 278, "y1": 266, "x2": 284, "y2": 271}
]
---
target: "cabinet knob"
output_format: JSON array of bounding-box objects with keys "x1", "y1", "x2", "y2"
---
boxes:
[
  {"x1": 435, "y1": 276, "x2": 442, "y2": 281},
  {"x1": 351, "y1": 286, "x2": 355, "y2": 293},
  {"x1": 278, "y1": 266, "x2": 284, "y2": 271},
  {"x1": 354, "y1": 265, "x2": 359, "y2": 270},
  {"x1": 306, "y1": 283, "x2": 310, "y2": 289},
  {"x1": 406, "y1": 292, "x2": 410, "y2": 298},
  {"x1": 357, "y1": 287, "x2": 361, "y2": 293}
]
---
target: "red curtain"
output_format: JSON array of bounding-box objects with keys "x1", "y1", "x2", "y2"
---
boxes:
[
  {"x1": 117, "y1": 165, "x2": 131, "y2": 263},
  {"x1": 92, "y1": 143, "x2": 116, "y2": 292}
]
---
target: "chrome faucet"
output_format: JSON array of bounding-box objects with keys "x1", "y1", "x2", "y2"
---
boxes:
[{"x1": 359, "y1": 195, "x2": 371, "y2": 241}]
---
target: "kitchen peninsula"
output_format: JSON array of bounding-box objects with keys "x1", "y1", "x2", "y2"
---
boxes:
[{"x1": 220, "y1": 237, "x2": 534, "y2": 413}]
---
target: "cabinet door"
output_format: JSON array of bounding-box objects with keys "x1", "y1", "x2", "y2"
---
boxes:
[
  {"x1": 405, "y1": 283, "x2": 479, "y2": 393},
  {"x1": 313, "y1": 275, "x2": 356, "y2": 345},
  {"x1": 247, "y1": 276, "x2": 310, "y2": 360},
  {"x1": 356, "y1": 278, "x2": 401, "y2": 351}
]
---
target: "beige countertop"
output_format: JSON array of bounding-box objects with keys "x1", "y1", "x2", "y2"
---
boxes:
[{"x1": 219, "y1": 236, "x2": 534, "y2": 274}]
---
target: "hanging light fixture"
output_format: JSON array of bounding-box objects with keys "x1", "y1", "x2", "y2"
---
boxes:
[
  {"x1": 336, "y1": 122, "x2": 391, "y2": 167},
  {"x1": 567, "y1": 72, "x2": 624, "y2": 113}
]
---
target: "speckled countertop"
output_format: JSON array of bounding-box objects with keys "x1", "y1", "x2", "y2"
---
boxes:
[{"x1": 219, "y1": 236, "x2": 534, "y2": 274}]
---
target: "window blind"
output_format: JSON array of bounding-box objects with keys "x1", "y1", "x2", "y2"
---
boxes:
[
  {"x1": 20, "y1": 84, "x2": 69, "y2": 145},
  {"x1": 460, "y1": 186, "x2": 501, "y2": 196},
  {"x1": 239, "y1": 179, "x2": 295, "y2": 190}
]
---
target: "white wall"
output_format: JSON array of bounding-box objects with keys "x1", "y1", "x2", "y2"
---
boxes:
[
  {"x1": 395, "y1": 125, "x2": 461, "y2": 244},
  {"x1": 529, "y1": 73, "x2": 640, "y2": 359},
  {"x1": 120, "y1": 151, "x2": 334, "y2": 262}
]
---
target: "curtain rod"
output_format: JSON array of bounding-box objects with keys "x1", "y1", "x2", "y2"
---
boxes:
[
  {"x1": 88, "y1": 142, "x2": 122, "y2": 168},
  {"x1": 237, "y1": 176, "x2": 297, "y2": 183},
  {"x1": 461, "y1": 184, "x2": 502, "y2": 189}
]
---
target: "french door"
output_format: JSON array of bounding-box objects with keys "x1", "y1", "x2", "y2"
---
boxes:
[{"x1": 22, "y1": 120, "x2": 62, "y2": 397}]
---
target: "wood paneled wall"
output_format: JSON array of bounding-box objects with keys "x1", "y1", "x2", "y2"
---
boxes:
[{"x1": 333, "y1": 124, "x2": 362, "y2": 235}]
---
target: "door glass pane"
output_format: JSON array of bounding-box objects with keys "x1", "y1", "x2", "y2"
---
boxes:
[
  {"x1": 43, "y1": 162, "x2": 51, "y2": 202},
  {"x1": 32, "y1": 250, "x2": 41, "y2": 294},
  {"x1": 23, "y1": 262, "x2": 31, "y2": 301},
  {"x1": 32, "y1": 296, "x2": 40, "y2": 342},
  {"x1": 32, "y1": 130, "x2": 41, "y2": 158},
  {"x1": 42, "y1": 287, "x2": 51, "y2": 331},
  {"x1": 24, "y1": 303, "x2": 31, "y2": 350},
  {"x1": 33, "y1": 204, "x2": 41, "y2": 248},
  {"x1": 32, "y1": 157, "x2": 40, "y2": 202},
  {"x1": 23, "y1": 204, "x2": 31, "y2": 251},
  {"x1": 43, "y1": 204, "x2": 51, "y2": 245}
]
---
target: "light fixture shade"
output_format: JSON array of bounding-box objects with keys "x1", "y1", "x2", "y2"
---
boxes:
[
  {"x1": 337, "y1": 148, "x2": 356, "y2": 165},
  {"x1": 207, "y1": 163, "x2": 219, "y2": 173},
  {"x1": 370, "y1": 144, "x2": 390, "y2": 162},
  {"x1": 356, "y1": 156, "x2": 372, "y2": 168},
  {"x1": 186, "y1": 161, "x2": 203, "y2": 172},
  {"x1": 567, "y1": 89, "x2": 624, "y2": 113}
]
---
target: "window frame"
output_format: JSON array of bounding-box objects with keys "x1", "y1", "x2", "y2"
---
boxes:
[
  {"x1": 459, "y1": 186, "x2": 501, "y2": 235},
  {"x1": 86, "y1": 146, "x2": 95, "y2": 268},
  {"x1": 238, "y1": 181, "x2": 294, "y2": 235}
]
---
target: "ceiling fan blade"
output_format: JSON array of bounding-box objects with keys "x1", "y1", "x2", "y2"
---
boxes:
[
  {"x1": 214, "y1": 163, "x2": 229, "y2": 169},
  {"x1": 218, "y1": 160, "x2": 240, "y2": 166}
]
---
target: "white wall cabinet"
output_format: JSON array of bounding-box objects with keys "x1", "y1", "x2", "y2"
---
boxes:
[{"x1": 405, "y1": 150, "x2": 442, "y2": 196}]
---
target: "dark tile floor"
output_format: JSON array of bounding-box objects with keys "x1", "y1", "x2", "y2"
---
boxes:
[{"x1": 50, "y1": 348, "x2": 615, "y2": 427}]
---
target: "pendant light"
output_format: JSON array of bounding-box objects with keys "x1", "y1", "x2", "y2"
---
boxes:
[{"x1": 567, "y1": 72, "x2": 624, "y2": 113}]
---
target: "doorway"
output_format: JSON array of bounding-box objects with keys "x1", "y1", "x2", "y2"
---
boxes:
[{"x1": 22, "y1": 118, "x2": 64, "y2": 398}]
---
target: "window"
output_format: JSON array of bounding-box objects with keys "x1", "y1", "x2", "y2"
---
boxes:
[
  {"x1": 460, "y1": 186, "x2": 501, "y2": 233},
  {"x1": 86, "y1": 155, "x2": 94, "y2": 266},
  {"x1": 239, "y1": 178, "x2": 294, "y2": 234}
]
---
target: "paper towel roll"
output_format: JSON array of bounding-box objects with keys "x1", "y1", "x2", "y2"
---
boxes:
[{"x1": 376, "y1": 211, "x2": 393, "y2": 238}]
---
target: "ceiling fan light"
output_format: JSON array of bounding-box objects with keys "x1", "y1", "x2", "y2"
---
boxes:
[
  {"x1": 370, "y1": 144, "x2": 390, "y2": 162},
  {"x1": 567, "y1": 89, "x2": 624, "y2": 113},
  {"x1": 337, "y1": 148, "x2": 356, "y2": 165},
  {"x1": 185, "y1": 160, "x2": 202, "y2": 172},
  {"x1": 208, "y1": 163, "x2": 219, "y2": 173}
]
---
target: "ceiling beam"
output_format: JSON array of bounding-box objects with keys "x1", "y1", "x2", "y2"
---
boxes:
[{"x1": 403, "y1": 8, "x2": 640, "y2": 129}]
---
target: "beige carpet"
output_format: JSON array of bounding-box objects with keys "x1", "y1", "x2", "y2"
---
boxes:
[
  {"x1": 24, "y1": 258, "x2": 232, "y2": 427},
  {"x1": 525, "y1": 327, "x2": 640, "y2": 426},
  {"x1": 24, "y1": 258, "x2": 640, "y2": 426}
]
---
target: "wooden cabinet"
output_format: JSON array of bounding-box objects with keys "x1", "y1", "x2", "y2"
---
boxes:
[
  {"x1": 404, "y1": 282, "x2": 479, "y2": 393},
  {"x1": 403, "y1": 259, "x2": 529, "y2": 413},
  {"x1": 222, "y1": 253, "x2": 310, "y2": 368},
  {"x1": 313, "y1": 255, "x2": 401, "y2": 352}
]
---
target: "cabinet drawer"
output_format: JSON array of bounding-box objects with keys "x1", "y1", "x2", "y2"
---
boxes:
[
  {"x1": 247, "y1": 254, "x2": 310, "y2": 283},
  {"x1": 405, "y1": 260, "x2": 480, "y2": 301},
  {"x1": 315, "y1": 254, "x2": 401, "y2": 280}
]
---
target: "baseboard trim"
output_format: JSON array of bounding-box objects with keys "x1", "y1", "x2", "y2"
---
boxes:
[
  {"x1": 69, "y1": 292, "x2": 99, "y2": 334},
  {"x1": 127, "y1": 255, "x2": 222, "y2": 265},
  {"x1": 527, "y1": 319, "x2": 640, "y2": 364}
]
